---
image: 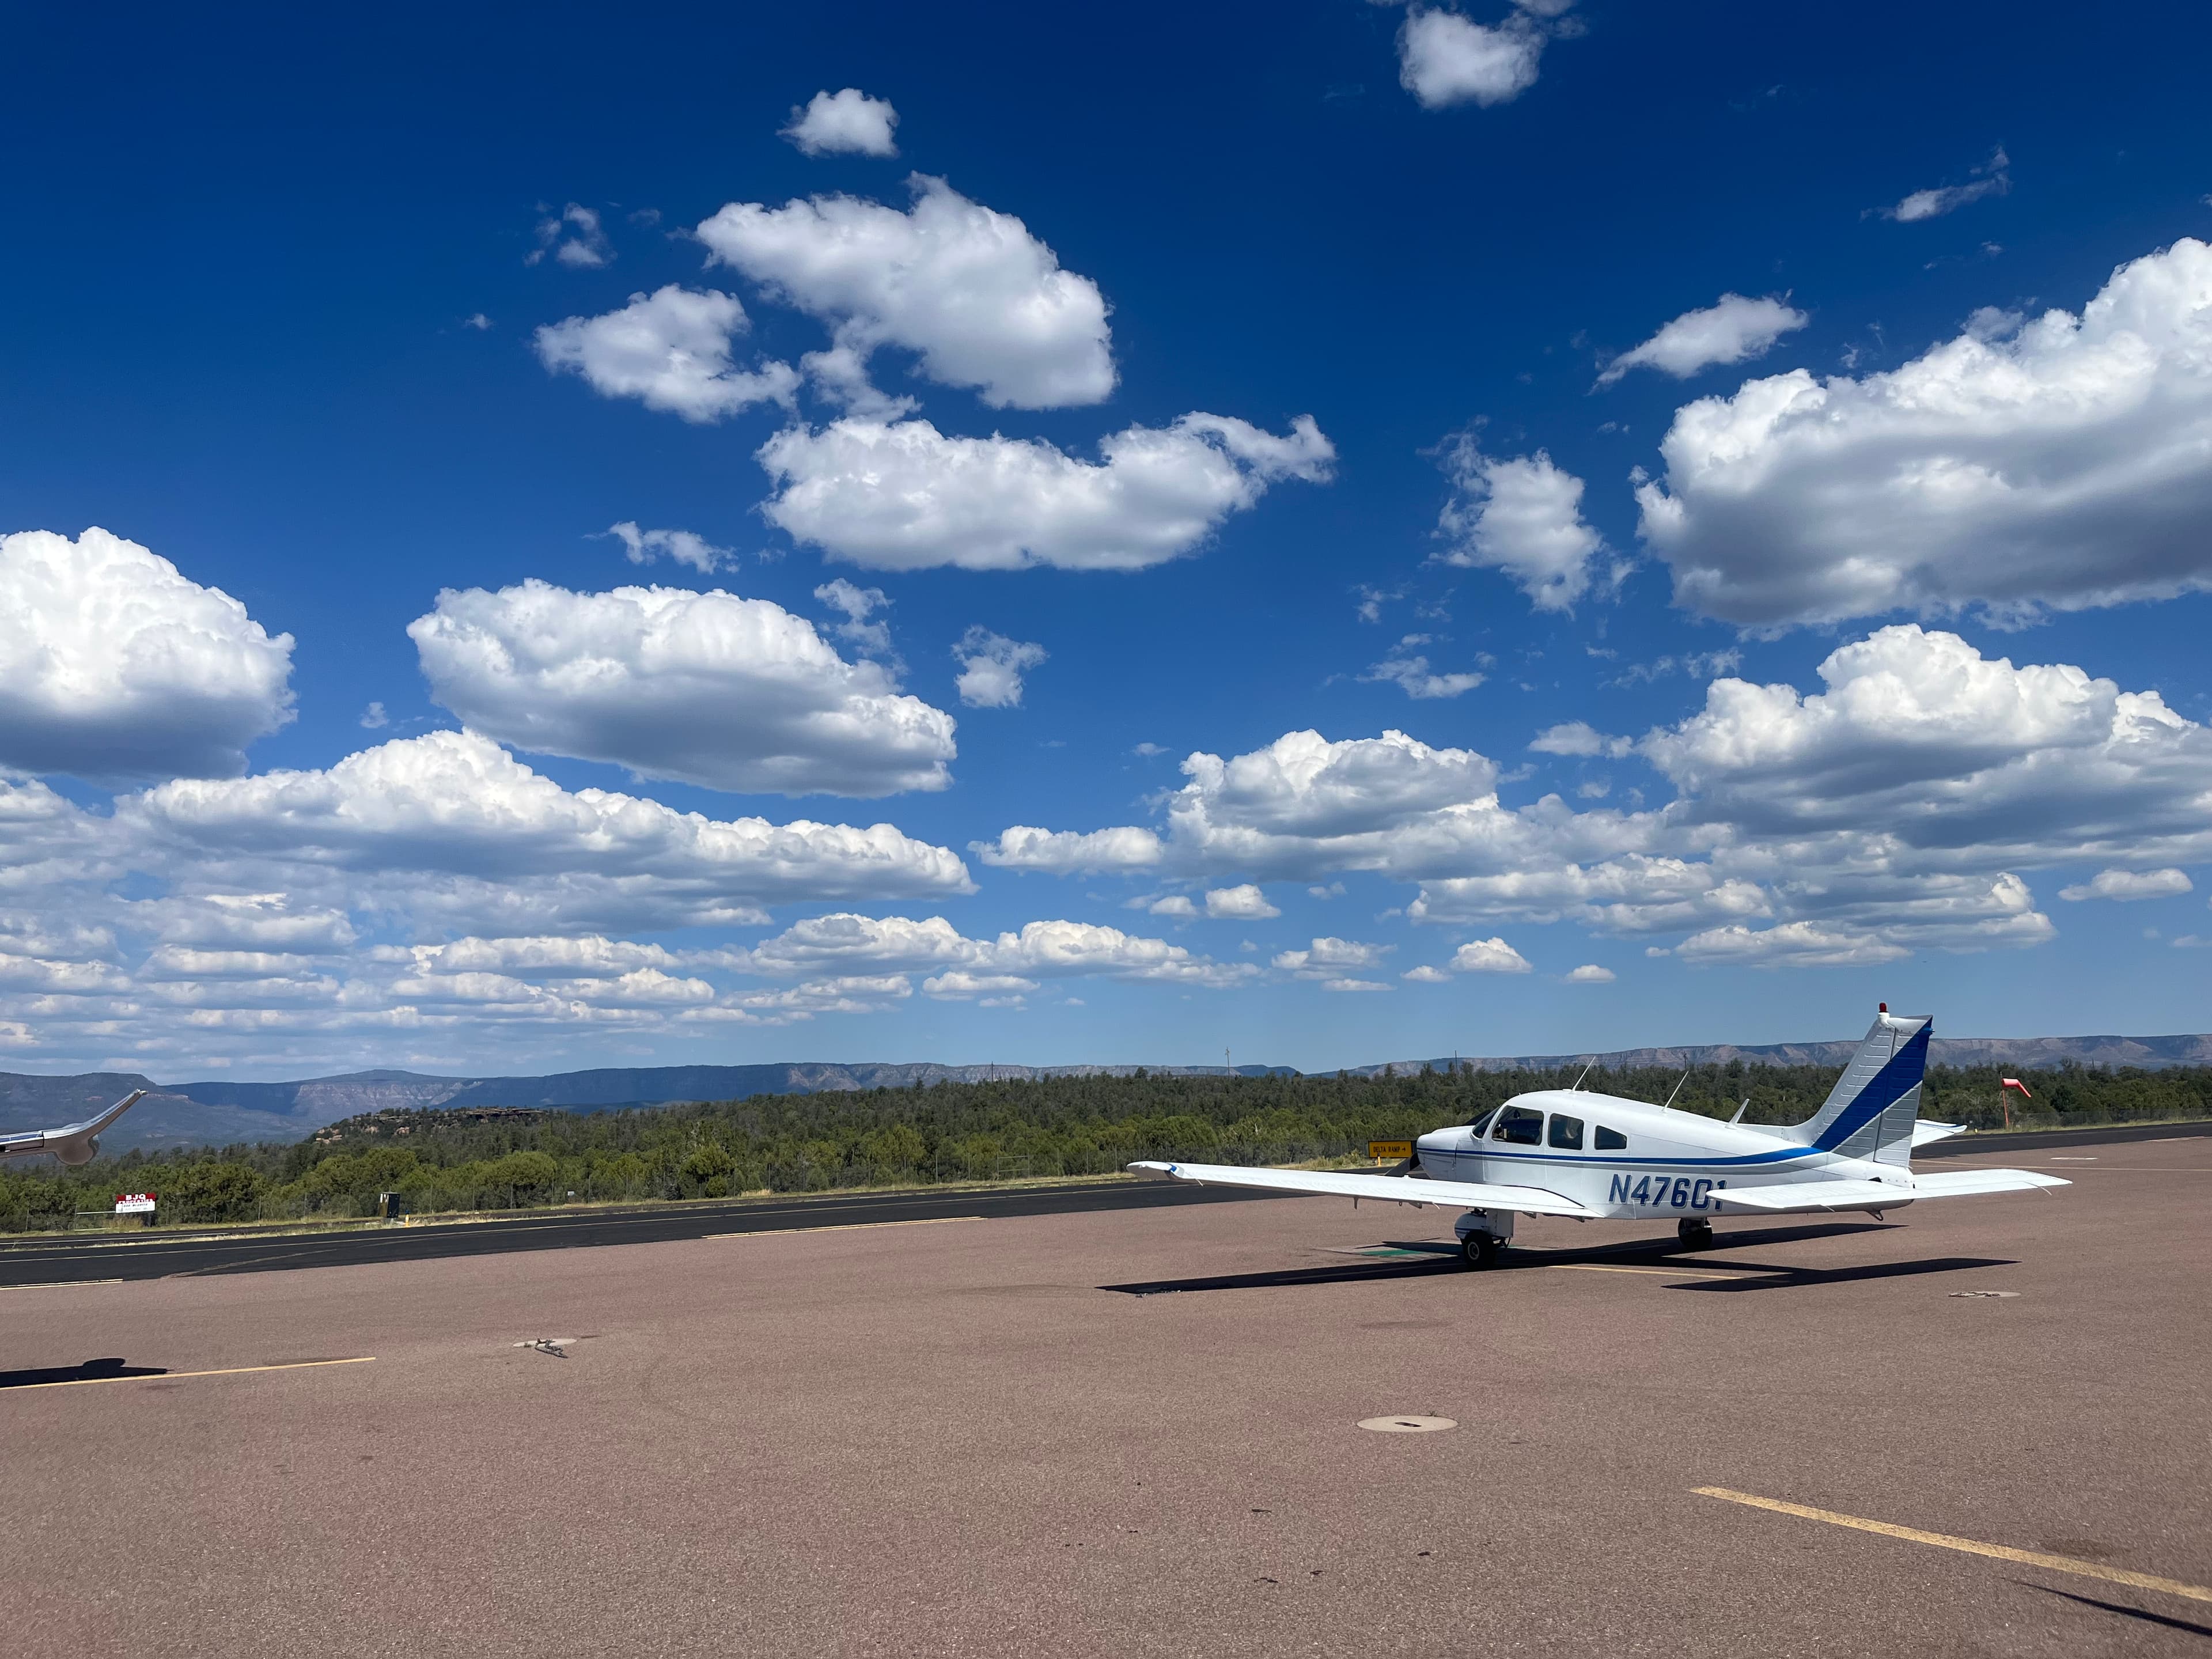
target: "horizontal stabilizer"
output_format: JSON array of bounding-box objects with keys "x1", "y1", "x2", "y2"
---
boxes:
[
  {"x1": 1128, "y1": 1161, "x2": 1599, "y2": 1218},
  {"x1": 1717, "y1": 1168, "x2": 2067, "y2": 1215},
  {"x1": 1910, "y1": 1168, "x2": 2072, "y2": 1198},
  {"x1": 1910, "y1": 1119, "x2": 1967, "y2": 1148}
]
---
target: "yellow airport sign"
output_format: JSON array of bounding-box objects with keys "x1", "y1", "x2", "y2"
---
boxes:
[{"x1": 1368, "y1": 1140, "x2": 1414, "y2": 1161}]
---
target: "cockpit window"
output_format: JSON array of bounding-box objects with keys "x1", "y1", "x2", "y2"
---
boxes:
[
  {"x1": 1493, "y1": 1106, "x2": 1544, "y2": 1145},
  {"x1": 1594, "y1": 1124, "x2": 1627, "y2": 1151},
  {"x1": 1468, "y1": 1107, "x2": 1499, "y2": 1135},
  {"x1": 1548, "y1": 1114, "x2": 1584, "y2": 1150}
]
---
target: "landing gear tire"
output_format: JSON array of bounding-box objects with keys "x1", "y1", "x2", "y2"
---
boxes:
[
  {"x1": 1461, "y1": 1233, "x2": 1502, "y2": 1270},
  {"x1": 1677, "y1": 1217, "x2": 1713, "y2": 1251}
]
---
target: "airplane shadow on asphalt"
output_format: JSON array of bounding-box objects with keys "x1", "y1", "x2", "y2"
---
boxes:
[
  {"x1": 1099, "y1": 1224, "x2": 2013, "y2": 1297},
  {"x1": 2022, "y1": 1584, "x2": 2212, "y2": 1641},
  {"x1": 0, "y1": 1357, "x2": 169, "y2": 1389},
  {"x1": 1103, "y1": 1257, "x2": 1465, "y2": 1296},
  {"x1": 1663, "y1": 1255, "x2": 2017, "y2": 1292}
]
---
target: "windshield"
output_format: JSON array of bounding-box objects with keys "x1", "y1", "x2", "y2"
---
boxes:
[
  {"x1": 1493, "y1": 1105, "x2": 1545, "y2": 1145},
  {"x1": 1468, "y1": 1107, "x2": 1499, "y2": 1135}
]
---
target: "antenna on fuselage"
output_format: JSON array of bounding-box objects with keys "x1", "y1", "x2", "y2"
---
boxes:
[
  {"x1": 1661, "y1": 1068, "x2": 1690, "y2": 1111},
  {"x1": 1570, "y1": 1063, "x2": 1591, "y2": 1092},
  {"x1": 1730, "y1": 1099, "x2": 1749, "y2": 1123}
]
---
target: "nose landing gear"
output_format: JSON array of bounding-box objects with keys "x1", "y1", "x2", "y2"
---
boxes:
[{"x1": 1677, "y1": 1217, "x2": 1714, "y2": 1251}]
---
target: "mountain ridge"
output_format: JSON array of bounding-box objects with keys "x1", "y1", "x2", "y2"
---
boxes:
[{"x1": 5, "y1": 1032, "x2": 2206, "y2": 1153}]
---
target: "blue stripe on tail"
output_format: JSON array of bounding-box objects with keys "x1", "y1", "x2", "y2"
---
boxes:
[{"x1": 1811, "y1": 1022, "x2": 1930, "y2": 1153}]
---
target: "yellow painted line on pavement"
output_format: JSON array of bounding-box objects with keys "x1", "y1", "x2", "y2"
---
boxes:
[
  {"x1": 1549, "y1": 1263, "x2": 1752, "y2": 1281},
  {"x1": 1, "y1": 1278, "x2": 122, "y2": 1290},
  {"x1": 7, "y1": 1357, "x2": 376, "y2": 1393},
  {"x1": 1693, "y1": 1487, "x2": 2212, "y2": 1606},
  {"x1": 706, "y1": 1215, "x2": 986, "y2": 1240}
]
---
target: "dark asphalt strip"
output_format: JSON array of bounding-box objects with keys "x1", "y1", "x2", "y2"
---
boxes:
[
  {"x1": 0, "y1": 1178, "x2": 1281, "y2": 1286},
  {"x1": 1919, "y1": 1119, "x2": 2211, "y2": 1157}
]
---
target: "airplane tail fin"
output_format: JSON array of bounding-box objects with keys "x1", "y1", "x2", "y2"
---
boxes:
[
  {"x1": 44, "y1": 1089, "x2": 146, "y2": 1166},
  {"x1": 1779, "y1": 1010, "x2": 1931, "y2": 1168}
]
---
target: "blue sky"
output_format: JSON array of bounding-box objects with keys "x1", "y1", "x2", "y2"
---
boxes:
[{"x1": 3, "y1": 1, "x2": 2209, "y2": 1080}]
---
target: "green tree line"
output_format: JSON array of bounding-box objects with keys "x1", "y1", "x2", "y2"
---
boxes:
[{"x1": 2, "y1": 1060, "x2": 2203, "y2": 1232}]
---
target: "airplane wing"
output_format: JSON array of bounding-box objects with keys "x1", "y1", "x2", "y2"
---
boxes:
[
  {"x1": 0, "y1": 1090, "x2": 146, "y2": 1166},
  {"x1": 1128, "y1": 1160, "x2": 1601, "y2": 1218},
  {"x1": 1911, "y1": 1119, "x2": 1967, "y2": 1148},
  {"x1": 1715, "y1": 1168, "x2": 2067, "y2": 1214}
]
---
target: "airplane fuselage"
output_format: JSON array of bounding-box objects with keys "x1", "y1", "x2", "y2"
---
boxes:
[{"x1": 1415, "y1": 1088, "x2": 1911, "y2": 1222}]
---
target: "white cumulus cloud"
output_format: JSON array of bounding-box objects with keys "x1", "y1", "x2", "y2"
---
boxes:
[
  {"x1": 607, "y1": 521, "x2": 729, "y2": 574},
  {"x1": 122, "y1": 728, "x2": 972, "y2": 924},
  {"x1": 1435, "y1": 440, "x2": 1606, "y2": 611},
  {"x1": 1597, "y1": 294, "x2": 1809, "y2": 385},
  {"x1": 528, "y1": 203, "x2": 612, "y2": 268},
  {"x1": 974, "y1": 626, "x2": 2212, "y2": 969},
  {"x1": 1450, "y1": 937, "x2": 1531, "y2": 973},
  {"x1": 408, "y1": 580, "x2": 957, "y2": 797},
  {"x1": 2057, "y1": 868, "x2": 2193, "y2": 902},
  {"x1": 781, "y1": 89, "x2": 899, "y2": 158},
  {"x1": 0, "y1": 528, "x2": 296, "y2": 782},
  {"x1": 1529, "y1": 721, "x2": 1631, "y2": 759},
  {"x1": 1636, "y1": 237, "x2": 2212, "y2": 626},
  {"x1": 1565, "y1": 963, "x2": 1615, "y2": 982},
  {"x1": 696, "y1": 175, "x2": 1112, "y2": 410},
  {"x1": 976, "y1": 729, "x2": 1503, "y2": 881},
  {"x1": 737, "y1": 910, "x2": 1252, "y2": 990},
  {"x1": 1204, "y1": 884, "x2": 1280, "y2": 919},
  {"x1": 1638, "y1": 626, "x2": 2203, "y2": 854},
  {"x1": 978, "y1": 824, "x2": 1165, "y2": 874},
  {"x1": 757, "y1": 412, "x2": 1334, "y2": 572},
  {"x1": 1397, "y1": 8, "x2": 1545, "y2": 109},
  {"x1": 922, "y1": 971, "x2": 1036, "y2": 1001},
  {"x1": 1666, "y1": 884, "x2": 2055, "y2": 965},
  {"x1": 1360, "y1": 644, "x2": 1484, "y2": 699},
  {"x1": 953, "y1": 627, "x2": 1048, "y2": 708},
  {"x1": 1883, "y1": 147, "x2": 2010, "y2": 222},
  {"x1": 536, "y1": 286, "x2": 799, "y2": 423},
  {"x1": 1274, "y1": 936, "x2": 1389, "y2": 977},
  {"x1": 814, "y1": 579, "x2": 893, "y2": 656}
]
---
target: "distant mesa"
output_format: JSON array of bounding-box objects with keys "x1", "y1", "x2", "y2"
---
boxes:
[
  {"x1": 3, "y1": 1033, "x2": 2206, "y2": 1153},
  {"x1": 310, "y1": 1106, "x2": 558, "y2": 1145}
]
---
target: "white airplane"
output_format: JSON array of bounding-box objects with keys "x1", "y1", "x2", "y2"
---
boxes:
[
  {"x1": 1134, "y1": 1009, "x2": 2067, "y2": 1266},
  {"x1": 0, "y1": 1090, "x2": 146, "y2": 1167}
]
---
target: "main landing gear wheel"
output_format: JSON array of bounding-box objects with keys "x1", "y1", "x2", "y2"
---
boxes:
[
  {"x1": 1461, "y1": 1233, "x2": 1502, "y2": 1270},
  {"x1": 1677, "y1": 1217, "x2": 1714, "y2": 1251}
]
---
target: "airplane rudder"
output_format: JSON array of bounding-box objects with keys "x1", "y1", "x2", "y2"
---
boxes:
[{"x1": 1798, "y1": 1009, "x2": 1932, "y2": 1157}]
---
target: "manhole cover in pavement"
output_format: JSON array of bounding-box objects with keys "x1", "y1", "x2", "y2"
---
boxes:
[
  {"x1": 1949, "y1": 1290, "x2": 2021, "y2": 1299},
  {"x1": 1359, "y1": 1415, "x2": 1457, "y2": 1433}
]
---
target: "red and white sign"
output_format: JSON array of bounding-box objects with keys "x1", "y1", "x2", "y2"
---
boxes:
[{"x1": 113, "y1": 1192, "x2": 157, "y2": 1214}]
